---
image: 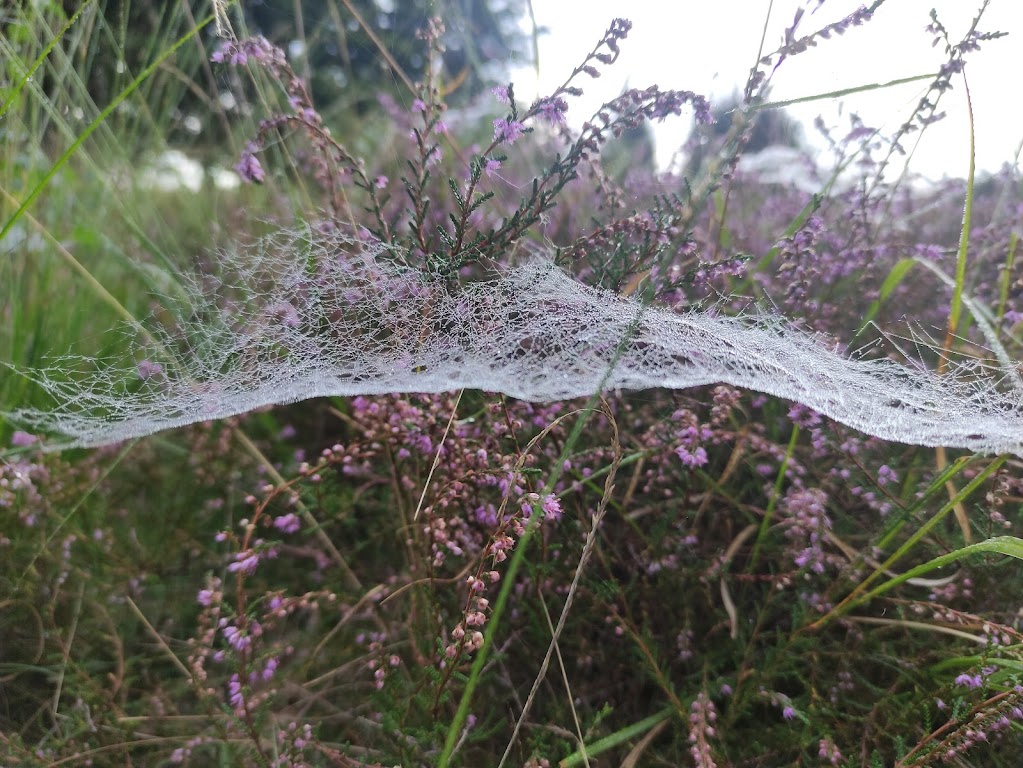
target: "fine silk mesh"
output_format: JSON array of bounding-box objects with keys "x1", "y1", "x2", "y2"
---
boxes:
[{"x1": 6, "y1": 226, "x2": 1023, "y2": 455}]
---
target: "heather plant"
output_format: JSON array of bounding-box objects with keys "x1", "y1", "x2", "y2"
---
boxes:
[{"x1": 4, "y1": 2, "x2": 1023, "y2": 767}]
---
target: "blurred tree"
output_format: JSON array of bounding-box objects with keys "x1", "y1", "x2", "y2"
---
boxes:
[
  {"x1": 4, "y1": 0, "x2": 529, "y2": 159},
  {"x1": 247, "y1": 0, "x2": 530, "y2": 113},
  {"x1": 683, "y1": 95, "x2": 804, "y2": 179}
]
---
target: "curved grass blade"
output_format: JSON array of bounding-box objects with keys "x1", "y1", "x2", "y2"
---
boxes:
[{"x1": 558, "y1": 706, "x2": 673, "y2": 768}]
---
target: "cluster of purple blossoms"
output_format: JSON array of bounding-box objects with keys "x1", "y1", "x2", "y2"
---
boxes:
[
  {"x1": 687, "y1": 692, "x2": 718, "y2": 768},
  {"x1": 273, "y1": 512, "x2": 301, "y2": 534},
  {"x1": 227, "y1": 673, "x2": 246, "y2": 715},
  {"x1": 221, "y1": 619, "x2": 262, "y2": 653},
  {"x1": 955, "y1": 666, "x2": 998, "y2": 690},
  {"x1": 210, "y1": 36, "x2": 287, "y2": 69},
  {"x1": 935, "y1": 687, "x2": 1023, "y2": 762},
  {"x1": 227, "y1": 541, "x2": 278, "y2": 575},
  {"x1": 235, "y1": 141, "x2": 265, "y2": 184},
  {"x1": 534, "y1": 96, "x2": 568, "y2": 125},
  {"x1": 780, "y1": 487, "x2": 832, "y2": 575},
  {"x1": 674, "y1": 415, "x2": 714, "y2": 468},
  {"x1": 169, "y1": 736, "x2": 212, "y2": 764},
  {"x1": 818, "y1": 738, "x2": 843, "y2": 765}
]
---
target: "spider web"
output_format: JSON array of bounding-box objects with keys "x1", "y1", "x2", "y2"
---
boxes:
[{"x1": 5, "y1": 225, "x2": 1023, "y2": 455}]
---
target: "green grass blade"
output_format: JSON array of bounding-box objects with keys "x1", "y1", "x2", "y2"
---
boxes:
[
  {"x1": 558, "y1": 706, "x2": 673, "y2": 768},
  {"x1": 857, "y1": 535, "x2": 1023, "y2": 607},
  {"x1": 945, "y1": 74, "x2": 976, "y2": 340},
  {"x1": 752, "y1": 73, "x2": 937, "y2": 112},
  {"x1": 856, "y1": 256, "x2": 917, "y2": 337}
]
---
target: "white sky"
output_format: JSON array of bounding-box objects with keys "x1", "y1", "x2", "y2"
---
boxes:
[{"x1": 511, "y1": 0, "x2": 1022, "y2": 179}]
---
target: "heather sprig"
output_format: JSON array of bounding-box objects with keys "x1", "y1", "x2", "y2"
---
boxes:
[{"x1": 211, "y1": 35, "x2": 394, "y2": 238}]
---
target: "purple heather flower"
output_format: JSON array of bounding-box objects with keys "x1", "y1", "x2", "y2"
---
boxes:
[
  {"x1": 273, "y1": 513, "x2": 301, "y2": 534},
  {"x1": 412, "y1": 98, "x2": 426, "y2": 113},
  {"x1": 542, "y1": 494, "x2": 563, "y2": 522},
  {"x1": 787, "y1": 403, "x2": 821, "y2": 428},
  {"x1": 228, "y1": 673, "x2": 245, "y2": 711},
  {"x1": 262, "y1": 657, "x2": 279, "y2": 681},
  {"x1": 484, "y1": 158, "x2": 503, "y2": 177},
  {"x1": 877, "y1": 464, "x2": 898, "y2": 486},
  {"x1": 222, "y1": 624, "x2": 251, "y2": 652},
  {"x1": 955, "y1": 673, "x2": 983, "y2": 689},
  {"x1": 210, "y1": 42, "x2": 244, "y2": 66},
  {"x1": 782, "y1": 706, "x2": 796, "y2": 720},
  {"x1": 136, "y1": 359, "x2": 163, "y2": 380},
  {"x1": 675, "y1": 445, "x2": 708, "y2": 468},
  {"x1": 11, "y1": 431, "x2": 38, "y2": 447},
  {"x1": 235, "y1": 143, "x2": 265, "y2": 184},
  {"x1": 535, "y1": 96, "x2": 568, "y2": 125},
  {"x1": 491, "y1": 85, "x2": 510, "y2": 104},
  {"x1": 228, "y1": 547, "x2": 274, "y2": 575},
  {"x1": 493, "y1": 118, "x2": 525, "y2": 144}
]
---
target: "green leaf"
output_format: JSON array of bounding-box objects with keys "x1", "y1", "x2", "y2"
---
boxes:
[
  {"x1": 861, "y1": 535, "x2": 1023, "y2": 605},
  {"x1": 857, "y1": 257, "x2": 917, "y2": 336},
  {"x1": 559, "y1": 706, "x2": 673, "y2": 768}
]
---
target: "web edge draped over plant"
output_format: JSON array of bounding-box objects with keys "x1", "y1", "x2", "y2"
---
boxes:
[{"x1": 5, "y1": 225, "x2": 1023, "y2": 457}]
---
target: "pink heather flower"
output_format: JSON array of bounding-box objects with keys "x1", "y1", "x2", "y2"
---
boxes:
[
  {"x1": 222, "y1": 624, "x2": 251, "y2": 652},
  {"x1": 484, "y1": 158, "x2": 502, "y2": 177},
  {"x1": 818, "y1": 738, "x2": 843, "y2": 765},
  {"x1": 227, "y1": 551, "x2": 261, "y2": 575},
  {"x1": 374, "y1": 175, "x2": 388, "y2": 189},
  {"x1": 271, "y1": 302, "x2": 300, "y2": 328},
  {"x1": 542, "y1": 494, "x2": 563, "y2": 522},
  {"x1": 411, "y1": 98, "x2": 426, "y2": 113},
  {"x1": 877, "y1": 464, "x2": 898, "y2": 485},
  {"x1": 493, "y1": 118, "x2": 525, "y2": 144},
  {"x1": 196, "y1": 588, "x2": 216, "y2": 606},
  {"x1": 210, "y1": 42, "x2": 246, "y2": 66},
  {"x1": 11, "y1": 431, "x2": 38, "y2": 447},
  {"x1": 235, "y1": 143, "x2": 265, "y2": 184},
  {"x1": 228, "y1": 673, "x2": 245, "y2": 711},
  {"x1": 675, "y1": 445, "x2": 708, "y2": 468},
  {"x1": 782, "y1": 706, "x2": 796, "y2": 720},
  {"x1": 535, "y1": 96, "x2": 568, "y2": 125},
  {"x1": 273, "y1": 513, "x2": 301, "y2": 534},
  {"x1": 136, "y1": 359, "x2": 162, "y2": 380},
  {"x1": 955, "y1": 672, "x2": 984, "y2": 689},
  {"x1": 491, "y1": 85, "x2": 510, "y2": 103},
  {"x1": 262, "y1": 657, "x2": 279, "y2": 681}
]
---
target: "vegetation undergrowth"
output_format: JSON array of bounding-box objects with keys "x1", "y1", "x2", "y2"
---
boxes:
[{"x1": 3, "y1": 1, "x2": 1023, "y2": 766}]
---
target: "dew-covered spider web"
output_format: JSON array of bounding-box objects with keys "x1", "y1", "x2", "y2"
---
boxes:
[{"x1": 5, "y1": 224, "x2": 1023, "y2": 455}]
